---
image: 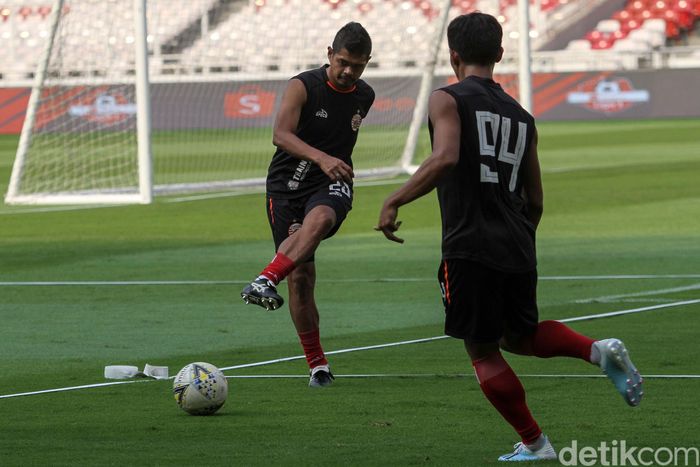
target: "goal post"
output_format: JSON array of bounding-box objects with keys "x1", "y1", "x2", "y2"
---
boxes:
[
  {"x1": 401, "y1": 0, "x2": 453, "y2": 174},
  {"x1": 5, "y1": 0, "x2": 153, "y2": 205}
]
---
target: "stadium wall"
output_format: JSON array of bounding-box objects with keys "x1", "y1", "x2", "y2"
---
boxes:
[{"x1": 2, "y1": 68, "x2": 699, "y2": 134}]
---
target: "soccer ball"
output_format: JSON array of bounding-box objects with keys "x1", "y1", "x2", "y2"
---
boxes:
[{"x1": 172, "y1": 362, "x2": 228, "y2": 415}]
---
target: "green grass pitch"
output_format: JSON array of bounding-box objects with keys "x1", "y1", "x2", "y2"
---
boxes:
[{"x1": 0, "y1": 118, "x2": 699, "y2": 465}]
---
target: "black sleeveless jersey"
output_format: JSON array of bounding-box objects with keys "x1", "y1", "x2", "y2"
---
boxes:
[
  {"x1": 266, "y1": 66, "x2": 375, "y2": 199},
  {"x1": 432, "y1": 76, "x2": 537, "y2": 272}
]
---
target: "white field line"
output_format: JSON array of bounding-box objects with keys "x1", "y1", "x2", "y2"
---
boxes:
[
  {"x1": 165, "y1": 178, "x2": 409, "y2": 203},
  {"x1": 0, "y1": 380, "x2": 152, "y2": 399},
  {"x1": 1, "y1": 298, "x2": 698, "y2": 400},
  {"x1": 3, "y1": 274, "x2": 700, "y2": 287},
  {"x1": 577, "y1": 283, "x2": 700, "y2": 303},
  {"x1": 223, "y1": 374, "x2": 700, "y2": 379},
  {"x1": 218, "y1": 336, "x2": 447, "y2": 371},
  {"x1": 4, "y1": 369, "x2": 699, "y2": 400},
  {"x1": 558, "y1": 299, "x2": 700, "y2": 323},
  {"x1": 0, "y1": 204, "x2": 121, "y2": 215},
  {"x1": 166, "y1": 189, "x2": 264, "y2": 203},
  {"x1": 604, "y1": 298, "x2": 680, "y2": 304},
  {"x1": 0, "y1": 280, "x2": 243, "y2": 286}
]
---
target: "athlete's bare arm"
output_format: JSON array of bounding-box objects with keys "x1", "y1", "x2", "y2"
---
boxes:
[
  {"x1": 521, "y1": 127, "x2": 543, "y2": 228},
  {"x1": 272, "y1": 78, "x2": 354, "y2": 184},
  {"x1": 376, "y1": 90, "x2": 461, "y2": 243}
]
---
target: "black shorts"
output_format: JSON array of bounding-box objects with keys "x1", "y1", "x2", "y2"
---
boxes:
[
  {"x1": 438, "y1": 259, "x2": 538, "y2": 343},
  {"x1": 266, "y1": 182, "x2": 353, "y2": 261}
]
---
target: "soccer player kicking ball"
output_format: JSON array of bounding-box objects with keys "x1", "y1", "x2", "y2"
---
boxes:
[
  {"x1": 376, "y1": 13, "x2": 643, "y2": 462},
  {"x1": 241, "y1": 23, "x2": 375, "y2": 388}
]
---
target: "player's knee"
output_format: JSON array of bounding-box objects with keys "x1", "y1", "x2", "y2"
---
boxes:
[
  {"x1": 499, "y1": 333, "x2": 534, "y2": 356},
  {"x1": 305, "y1": 206, "x2": 337, "y2": 234},
  {"x1": 465, "y1": 341, "x2": 500, "y2": 361}
]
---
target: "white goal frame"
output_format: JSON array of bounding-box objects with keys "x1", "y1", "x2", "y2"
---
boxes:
[{"x1": 5, "y1": 0, "x2": 153, "y2": 205}]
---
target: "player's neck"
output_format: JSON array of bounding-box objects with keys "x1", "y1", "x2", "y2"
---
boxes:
[{"x1": 456, "y1": 64, "x2": 495, "y2": 82}]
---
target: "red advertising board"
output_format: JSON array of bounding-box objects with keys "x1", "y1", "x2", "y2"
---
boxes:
[
  {"x1": 224, "y1": 85, "x2": 276, "y2": 119},
  {"x1": 0, "y1": 88, "x2": 31, "y2": 134}
]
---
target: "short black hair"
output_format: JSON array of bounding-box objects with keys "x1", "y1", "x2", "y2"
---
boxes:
[
  {"x1": 332, "y1": 22, "x2": 372, "y2": 58},
  {"x1": 447, "y1": 13, "x2": 502, "y2": 66}
]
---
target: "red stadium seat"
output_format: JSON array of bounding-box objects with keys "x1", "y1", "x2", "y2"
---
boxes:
[
  {"x1": 18, "y1": 5, "x2": 32, "y2": 19},
  {"x1": 613, "y1": 9, "x2": 633, "y2": 21},
  {"x1": 620, "y1": 17, "x2": 643, "y2": 32},
  {"x1": 634, "y1": 8, "x2": 655, "y2": 21},
  {"x1": 613, "y1": 28, "x2": 630, "y2": 39},
  {"x1": 628, "y1": 0, "x2": 648, "y2": 13},
  {"x1": 585, "y1": 30, "x2": 605, "y2": 41},
  {"x1": 692, "y1": 0, "x2": 700, "y2": 17},
  {"x1": 591, "y1": 37, "x2": 615, "y2": 49},
  {"x1": 357, "y1": 2, "x2": 373, "y2": 14},
  {"x1": 413, "y1": 0, "x2": 435, "y2": 19},
  {"x1": 651, "y1": 0, "x2": 670, "y2": 12},
  {"x1": 37, "y1": 5, "x2": 51, "y2": 19},
  {"x1": 664, "y1": 18, "x2": 682, "y2": 37},
  {"x1": 452, "y1": 0, "x2": 475, "y2": 13},
  {"x1": 672, "y1": 2, "x2": 694, "y2": 28}
]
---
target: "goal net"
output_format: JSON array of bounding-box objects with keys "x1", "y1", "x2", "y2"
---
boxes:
[{"x1": 5, "y1": 0, "x2": 453, "y2": 204}]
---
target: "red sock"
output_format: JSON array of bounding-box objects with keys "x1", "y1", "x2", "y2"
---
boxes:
[
  {"x1": 298, "y1": 328, "x2": 328, "y2": 369},
  {"x1": 472, "y1": 352, "x2": 541, "y2": 445},
  {"x1": 260, "y1": 252, "x2": 295, "y2": 285},
  {"x1": 531, "y1": 320, "x2": 595, "y2": 362}
]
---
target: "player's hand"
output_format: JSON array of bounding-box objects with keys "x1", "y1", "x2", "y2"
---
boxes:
[
  {"x1": 375, "y1": 203, "x2": 404, "y2": 243},
  {"x1": 319, "y1": 155, "x2": 354, "y2": 184}
]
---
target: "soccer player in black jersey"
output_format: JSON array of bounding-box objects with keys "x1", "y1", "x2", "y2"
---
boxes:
[
  {"x1": 241, "y1": 22, "x2": 375, "y2": 388},
  {"x1": 377, "y1": 12, "x2": 643, "y2": 462}
]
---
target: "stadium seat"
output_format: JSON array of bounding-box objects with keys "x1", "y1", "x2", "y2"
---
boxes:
[
  {"x1": 674, "y1": 2, "x2": 694, "y2": 28},
  {"x1": 591, "y1": 37, "x2": 614, "y2": 49},
  {"x1": 36, "y1": 5, "x2": 50, "y2": 18},
  {"x1": 613, "y1": 9, "x2": 633, "y2": 21},
  {"x1": 566, "y1": 38, "x2": 592, "y2": 50},
  {"x1": 643, "y1": 16, "x2": 668, "y2": 33},
  {"x1": 630, "y1": 24, "x2": 666, "y2": 46},
  {"x1": 612, "y1": 37, "x2": 650, "y2": 51},
  {"x1": 325, "y1": 0, "x2": 343, "y2": 10},
  {"x1": 596, "y1": 19, "x2": 621, "y2": 32},
  {"x1": 18, "y1": 5, "x2": 31, "y2": 19},
  {"x1": 357, "y1": 2, "x2": 373, "y2": 14},
  {"x1": 620, "y1": 17, "x2": 643, "y2": 32},
  {"x1": 585, "y1": 29, "x2": 605, "y2": 41}
]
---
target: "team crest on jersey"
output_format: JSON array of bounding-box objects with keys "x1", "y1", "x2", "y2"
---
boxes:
[
  {"x1": 351, "y1": 110, "x2": 362, "y2": 132},
  {"x1": 315, "y1": 108, "x2": 328, "y2": 118}
]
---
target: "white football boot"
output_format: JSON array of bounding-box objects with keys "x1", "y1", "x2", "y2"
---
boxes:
[
  {"x1": 498, "y1": 435, "x2": 557, "y2": 462},
  {"x1": 308, "y1": 365, "x2": 334, "y2": 388},
  {"x1": 594, "y1": 338, "x2": 644, "y2": 406}
]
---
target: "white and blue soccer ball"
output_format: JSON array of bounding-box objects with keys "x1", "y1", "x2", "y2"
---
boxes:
[{"x1": 173, "y1": 362, "x2": 228, "y2": 415}]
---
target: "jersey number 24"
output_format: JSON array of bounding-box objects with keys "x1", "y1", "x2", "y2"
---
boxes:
[{"x1": 475, "y1": 110, "x2": 527, "y2": 192}]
